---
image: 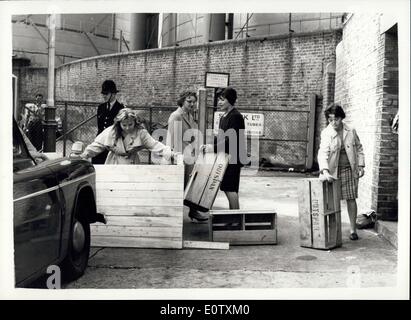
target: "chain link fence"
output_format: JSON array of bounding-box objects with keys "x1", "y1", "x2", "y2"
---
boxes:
[
  {"x1": 18, "y1": 100, "x2": 311, "y2": 168},
  {"x1": 206, "y1": 106, "x2": 310, "y2": 169},
  {"x1": 18, "y1": 100, "x2": 177, "y2": 164}
]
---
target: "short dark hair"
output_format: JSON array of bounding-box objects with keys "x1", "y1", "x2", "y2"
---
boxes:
[
  {"x1": 35, "y1": 93, "x2": 43, "y2": 98},
  {"x1": 219, "y1": 87, "x2": 237, "y2": 106},
  {"x1": 177, "y1": 91, "x2": 197, "y2": 107},
  {"x1": 324, "y1": 103, "x2": 346, "y2": 120}
]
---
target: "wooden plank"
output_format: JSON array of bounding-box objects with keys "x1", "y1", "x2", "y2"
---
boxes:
[
  {"x1": 96, "y1": 197, "x2": 183, "y2": 207},
  {"x1": 96, "y1": 190, "x2": 184, "y2": 199},
  {"x1": 298, "y1": 179, "x2": 313, "y2": 248},
  {"x1": 212, "y1": 230, "x2": 277, "y2": 245},
  {"x1": 309, "y1": 180, "x2": 323, "y2": 248},
  {"x1": 210, "y1": 209, "x2": 276, "y2": 216},
  {"x1": 94, "y1": 164, "x2": 184, "y2": 176},
  {"x1": 184, "y1": 153, "x2": 216, "y2": 205},
  {"x1": 104, "y1": 216, "x2": 182, "y2": 227},
  {"x1": 96, "y1": 205, "x2": 182, "y2": 217},
  {"x1": 328, "y1": 213, "x2": 336, "y2": 245},
  {"x1": 91, "y1": 236, "x2": 182, "y2": 249},
  {"x1": 305, "y1": 94, "x2": 316, "y2": 170},
  {"x1": 91, "y1": 225, "x2": 181, "y2": 238},
  {"x1": 183, "y1": 240, "x2": 229, "y2": 250},
  {"x1": 96, "y1": 173, "x2": 183, "y2": 183},
  {"x1": 336, "y1": 210, "x2": 342, "y2": 246},
  {"x1": 96, "y1": 182, "x2": 182, "y2": 191}
]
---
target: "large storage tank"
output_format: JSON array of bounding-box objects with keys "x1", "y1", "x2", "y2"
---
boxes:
[{"x1": 160, "y1": 13, "x2": 343, "y2": 47}]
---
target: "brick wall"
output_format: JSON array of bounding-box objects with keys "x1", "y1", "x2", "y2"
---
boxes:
[
  {"x1": 54, "y1": 31, "x2": 341, "y2": 167},
  {"x1": 13, "y1": 66, "x2": 48, "y2": 120},
  {"x1": 374, "y1": 29, "x2": 398, "y2": 220},
  {"x1": 13, "y1": 66, "x2": 48, "y2": 100},
  {"x1": 335, "y1": 13, "x2": 398, "y2": 219}
]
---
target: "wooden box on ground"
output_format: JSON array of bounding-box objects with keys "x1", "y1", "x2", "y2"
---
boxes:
[
  {"x1": 91, "y1": 164, "x2": 184, "y2": 249},
  {"x1": 298, "y1": 178, "x2": 342, "y2": 250},
  {"x1": 184, "y1": 152, "x2": 230, "y2": 212},
  {"x1": 209, "y1": 209, "x2": 277, "y2": 245}
]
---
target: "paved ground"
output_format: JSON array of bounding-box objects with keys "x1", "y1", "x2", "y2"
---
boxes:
[{"x1": 64, "y1": 169, "x2": 398, "y2": 289}]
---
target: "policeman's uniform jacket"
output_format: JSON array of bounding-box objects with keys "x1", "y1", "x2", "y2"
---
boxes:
[
  {"x1": 97, "y1": 100, "x2": 124, "y2": 135},
  {"x1": 93, "y1": 100, "x2": 124, "y2": 164}
]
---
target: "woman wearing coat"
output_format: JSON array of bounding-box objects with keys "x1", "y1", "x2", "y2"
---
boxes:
[
  {"x1": 81, "y1": 108, "x2": 175, "y2": 164},
  {"x1": 318, "y1": 104, "x2": 365, "y2": 240},
  {"x1": 166, "y1": 91, "x2": 207, "y2": 222}
]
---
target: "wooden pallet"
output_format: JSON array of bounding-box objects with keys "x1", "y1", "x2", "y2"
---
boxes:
[
  {"x1": 91, "y1": 164, "x2": 184, "y2": 249},
  {"x1": 209, "y1": 209, "x2": 277, "y2": 245},
  {"x1": 184, "y1": 152, "x2": 230, "y2": 212},
  {"x1": 298, "y1": 178, "x2": 342, "y2": 250}
]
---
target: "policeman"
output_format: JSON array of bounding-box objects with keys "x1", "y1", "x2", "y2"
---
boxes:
[{"x1": 93, "y1": 80, "x2": 124, "y2": 164}]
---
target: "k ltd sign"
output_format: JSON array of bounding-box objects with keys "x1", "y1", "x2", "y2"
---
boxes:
[{"x1": 213, "y1": 111, "x2": 265, "y2": 136}]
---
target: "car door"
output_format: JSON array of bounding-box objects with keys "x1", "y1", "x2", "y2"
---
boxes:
[{"x1": 13, "y1": 124, "x2": 63, "y2": 285}]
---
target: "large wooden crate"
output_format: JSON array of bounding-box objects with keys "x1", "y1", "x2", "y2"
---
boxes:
[
  {"x1": 209, "y1": 209, "x2": 277, "y2": 245},
  {"x1": 91, "y1": 164, "x2": 184, "y2": 249},
  {"x1": 184, "y1": 152, "x2": 230, "y2": 212},
  {"x1": 298, "y1": 179, "x2": 342, "y2": 250}
]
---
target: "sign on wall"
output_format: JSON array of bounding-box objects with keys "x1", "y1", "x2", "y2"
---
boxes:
[
  {"x1": 205, "y1": 72, "x2": 230, "y2": 88},
  {"x1": 213, "y1": 111, "x2": 265, "y2": 136}
]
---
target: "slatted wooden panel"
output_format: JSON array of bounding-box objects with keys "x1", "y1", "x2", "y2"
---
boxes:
[
  {"x1": 184, "y1": 152, "x2": 230, "y2": 212},
  {"x1": 209, "y1": 209, "x2": 277, "y2": 245},
  {"x1": 92, "y1": 164, "x2": 184, "y2": 249},
  {"x1": 298, "y1": 179, "x2": 342, "y2": 250}
]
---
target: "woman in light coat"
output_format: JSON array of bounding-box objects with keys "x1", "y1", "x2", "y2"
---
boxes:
[
  {"x1": 318, "y1": 104, "x2": 365, "y2": 240},
  {"x1": 81, "y1": 108, "x2": 175, "y2": 164},
  {"x1": 167, "y1": 91, "x2": 207, "y2": 222}
]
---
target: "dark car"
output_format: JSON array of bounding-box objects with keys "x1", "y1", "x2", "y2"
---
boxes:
[{"x1": 13, "y1": 119, "x2": 102, "y2": 287}]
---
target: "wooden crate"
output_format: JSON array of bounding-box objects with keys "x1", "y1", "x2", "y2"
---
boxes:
[
  {"x1": 209, "y1": 209, "x2": 277, "y2": 245},
  {"x1": 298, "y1": 178, "x2": 342, "y2": 250},
  {"x1": 91, "y1": 164, "x2": 184, "y2": 249},
  {"x1": 184, "y1": 152, "x2": 230, "y2": 212}
]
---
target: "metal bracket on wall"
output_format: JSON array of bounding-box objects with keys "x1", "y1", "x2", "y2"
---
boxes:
[
  {"x1": 122, "y1": 34, "x2": 130, "y2": 51},
  {"x1": 84, "y1": 32, "x2": 101, "y2": 55}
]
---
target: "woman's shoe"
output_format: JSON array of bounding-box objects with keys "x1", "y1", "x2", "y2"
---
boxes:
[
  {"x1": 349, "y1": 232, "x2": 359, "y2": 240},
  {"x1": 188, "y1": 210, "x2": 208, "y2": 222}
]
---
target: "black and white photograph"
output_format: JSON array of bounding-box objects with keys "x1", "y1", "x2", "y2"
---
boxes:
[{"x1": 0, "y1": 0, "x2": 409, "y2": 302}]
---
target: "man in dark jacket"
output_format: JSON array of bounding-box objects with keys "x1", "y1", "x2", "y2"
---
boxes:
[{"x1": 93, "y1": 80, "x2": 124, "y2": 164}]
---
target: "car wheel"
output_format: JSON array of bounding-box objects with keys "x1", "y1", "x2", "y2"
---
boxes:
[{"x1": 61, "y1": 206, "x2": 90, "y2": 282}]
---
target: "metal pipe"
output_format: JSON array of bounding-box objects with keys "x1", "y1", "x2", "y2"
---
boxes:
[
  {"x1": 227, "y1": 13, "x2": 234, "y2": 40},
  {"x1": 62, "y1": 102, "x2": 67, "y2": 156},
  {"x1": 43, "y1": 14, "x2": 57, "y2": 152},
  {"x1": 118, "y1": 29, "x2": 122, "y2": 52}
]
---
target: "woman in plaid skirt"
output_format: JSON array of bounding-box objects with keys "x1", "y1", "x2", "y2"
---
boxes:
[{"x1": 318, "y1": 104, "x2": 365, "y2": 240}]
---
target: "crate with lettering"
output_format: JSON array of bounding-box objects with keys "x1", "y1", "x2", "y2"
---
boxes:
[
  {"x1": 184, "y1": 152, "x2": 230, "y2": 212},
  {"x1": 209, "y1": 209, "x2": 277, "y2": 245},
  {"x1": 298, "y1": 179, "x2": 342, "y2": 250}
]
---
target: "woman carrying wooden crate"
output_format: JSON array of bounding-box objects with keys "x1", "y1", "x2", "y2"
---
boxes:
[
  {"x1": 318, "y1": 103, "x2": 365, "y2": 241},
  {"x1": 201, "y1": 87, "x2": 246, "y2": 210},
  {"x1": 80, "y1": 108, "x2": 177, "y2": 164}
]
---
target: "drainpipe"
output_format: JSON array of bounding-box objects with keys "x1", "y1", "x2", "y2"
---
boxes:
[{"x1": 43, "y1": 14, "x2": 57, "y2": 152}]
